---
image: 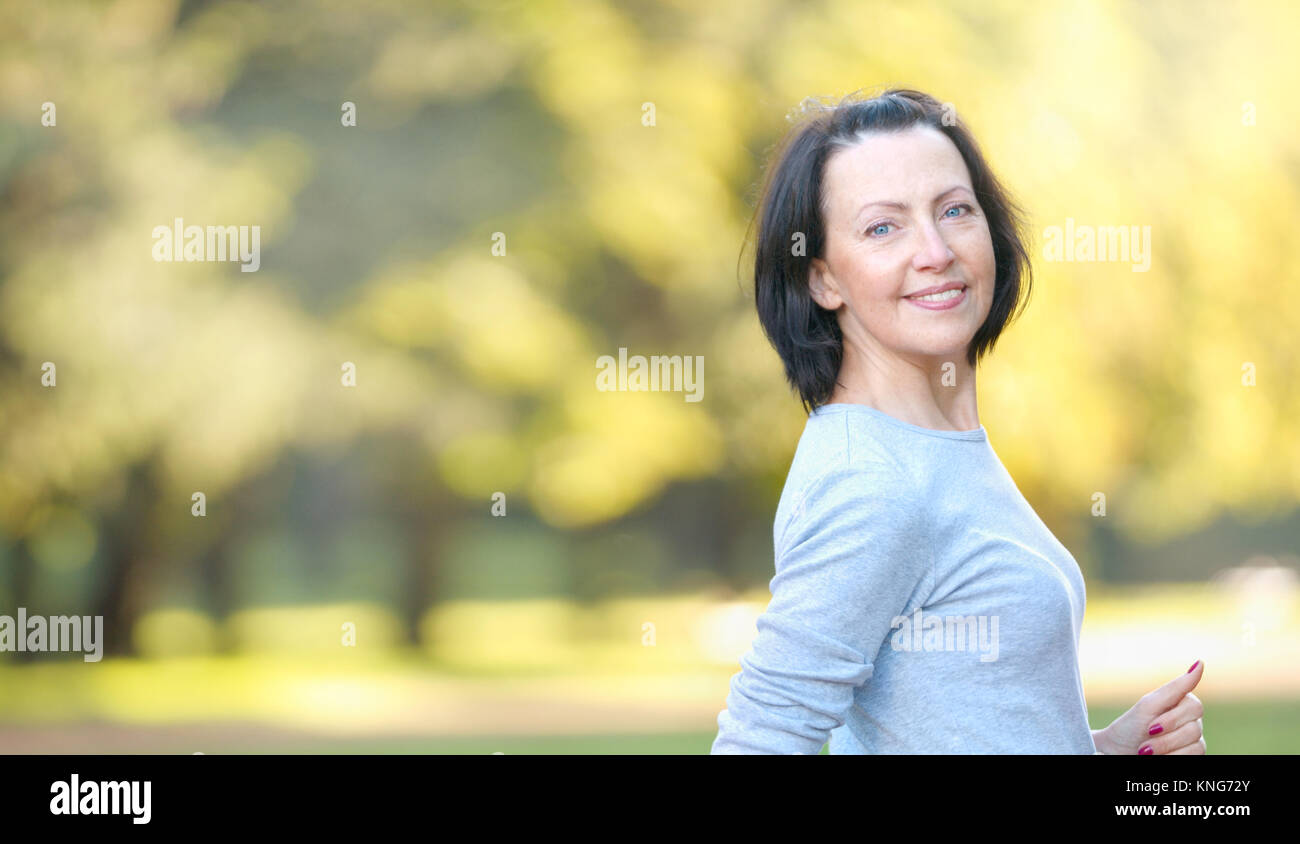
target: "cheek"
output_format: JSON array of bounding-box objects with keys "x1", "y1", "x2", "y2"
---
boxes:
[
  {"x1": 855, "y1": 252, "x2": 910, "y2": 301},
  {"x1": 948, "y1": 225, "x2": 997, "y2": 284}
]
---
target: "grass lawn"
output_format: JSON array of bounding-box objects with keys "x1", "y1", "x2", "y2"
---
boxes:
[
  {"x1": 12, "y1": 697, "x2": 1283, "y2": 754},
  {"x1": 2, "y1": 587, "x2": 1295, "y2": 754}
]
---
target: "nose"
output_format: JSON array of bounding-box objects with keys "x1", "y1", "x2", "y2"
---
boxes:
[{"x1": 911, "y1": 220, "x2": 956, "y2": 273}]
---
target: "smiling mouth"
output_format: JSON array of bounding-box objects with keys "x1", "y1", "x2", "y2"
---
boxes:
[{"x1": 905, "y1": 285, "x2": 967, "y2": 303}]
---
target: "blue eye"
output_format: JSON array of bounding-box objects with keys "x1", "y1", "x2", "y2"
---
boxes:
[
  {"x1": 869, "y1": 222, "x2": 893, "y2": 236},
  {"x1": 945, "y1": 203, "x2": 972, "y2": 218}
]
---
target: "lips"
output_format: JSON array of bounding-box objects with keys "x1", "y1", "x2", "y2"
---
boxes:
[
  {"x1": 903, "y1": 283, "x2": 967, "y2": 310},
  {"x1": 904, "y1": 281, "x2": 966, "y2": 298}
]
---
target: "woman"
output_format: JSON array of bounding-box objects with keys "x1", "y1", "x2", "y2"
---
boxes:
[{"x1": 711, "y1": 89, "x2": 1206, "y2": 755}]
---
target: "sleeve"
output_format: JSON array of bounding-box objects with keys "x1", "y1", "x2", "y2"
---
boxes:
[{"x1": 710, "y1": 460, "x2": 930, "y2": 754}]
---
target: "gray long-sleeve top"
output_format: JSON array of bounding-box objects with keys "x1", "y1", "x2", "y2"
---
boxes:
[{"x1": 712, "y1": 402, "x2": 1097, "y2": 754}]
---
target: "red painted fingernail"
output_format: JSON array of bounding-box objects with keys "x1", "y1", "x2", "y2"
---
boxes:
[
  {"x1": 1148, "y1": 724, "x2": 1163, "y2": 736},
  {"x1": 1187, "y1": 660, "x2": 1200, "y2": 673},
  {"x1": 1139, "y1": 744, "x2": 1153, "y2": 755}
]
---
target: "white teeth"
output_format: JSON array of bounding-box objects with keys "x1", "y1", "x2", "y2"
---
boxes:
[{"x1": 910, "y1": 287, "x2": 963, "y2": 302}]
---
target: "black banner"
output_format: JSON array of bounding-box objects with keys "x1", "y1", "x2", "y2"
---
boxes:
[{"x1": 0, "y1": 753, "x2": 1284, "y2": 830}]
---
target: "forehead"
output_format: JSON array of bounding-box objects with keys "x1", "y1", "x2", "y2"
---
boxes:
[{"x1": 822, "y1": 126, "x2": 972, "y2": 217}]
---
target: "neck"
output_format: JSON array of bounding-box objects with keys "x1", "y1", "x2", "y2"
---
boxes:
[{"x1": 827, "y1": 343, "x2": 981, "y2": 432}]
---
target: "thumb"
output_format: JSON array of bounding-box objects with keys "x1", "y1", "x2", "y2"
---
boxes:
[{"x1": 1144, "y1": 659, "x2": 1203, "y2": 713}]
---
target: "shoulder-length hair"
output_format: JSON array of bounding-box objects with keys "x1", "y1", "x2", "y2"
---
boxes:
[{"x1": 747, "y1": 88, "x2": 1033, "y2": 414}]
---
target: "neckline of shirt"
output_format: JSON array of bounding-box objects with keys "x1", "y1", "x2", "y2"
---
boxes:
[{"x1": 812, "y1": 402, "x2": 988, "y2": 441}]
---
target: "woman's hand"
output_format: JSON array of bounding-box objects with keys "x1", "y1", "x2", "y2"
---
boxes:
[{"x1": 1093, "y1": 660, "x2": 1206, "y2": 755}]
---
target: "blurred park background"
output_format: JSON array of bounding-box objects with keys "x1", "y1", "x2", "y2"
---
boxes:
[{"x1": 1, "y1": 0, "x2": 1298, "y2": 753}]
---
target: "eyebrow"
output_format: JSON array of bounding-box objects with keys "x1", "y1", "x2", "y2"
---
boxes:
[{"x1": 853, "y1": 185, "x2": 973, "y2": 223}]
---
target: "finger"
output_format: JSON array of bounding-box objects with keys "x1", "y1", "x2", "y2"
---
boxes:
[
  {"x1": 1140, "y1": 660, "x2": 1204, "y2": 715},
  {"x1": 1165, "y1": 736, "x2": 1207, "y2": 755},
  {"x1": 1145, "y1": 692, "x2": 1204, "y2": 737},
  {"x1": 1141, "y1": 719, "x2": 1201, "y2": 755}
]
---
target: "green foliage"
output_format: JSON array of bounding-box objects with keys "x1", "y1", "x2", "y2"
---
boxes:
[{"x1": 0, "y1": 1, "x2": 1296, "y2": 675}]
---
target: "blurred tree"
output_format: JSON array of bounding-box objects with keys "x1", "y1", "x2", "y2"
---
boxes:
[{"x1": 0, "y1": 0, "x2": 1297, "y2": 658}]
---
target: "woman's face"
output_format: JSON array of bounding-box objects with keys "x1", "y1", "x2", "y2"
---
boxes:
[{"x1": 809, "y1": 125, "x2": 997, "y2": 367}]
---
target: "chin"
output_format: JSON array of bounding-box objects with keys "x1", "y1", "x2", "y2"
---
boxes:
[{"x1": 914, "y1": 333, "x2": 975, "y2": 356}]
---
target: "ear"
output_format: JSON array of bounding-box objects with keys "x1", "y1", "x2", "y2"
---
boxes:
[{"x1": 808, "y1": 257, "x2": 843, "y2": 311}]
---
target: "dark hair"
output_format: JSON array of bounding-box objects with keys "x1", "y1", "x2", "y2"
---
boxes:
[{"x1": 747, "y1": 88, "x2": 1033, "y2": 414}]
